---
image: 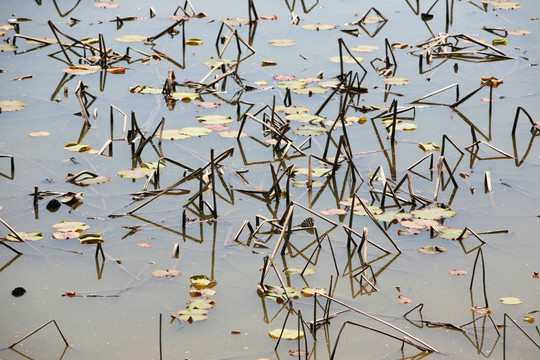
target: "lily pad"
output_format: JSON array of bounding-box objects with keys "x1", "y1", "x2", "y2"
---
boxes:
[
  {"x1": 277, "y1": 80, "x2": 307, "y2": 90},
  {"x1": 449, "y1": 269, "x2": 467, "y2": 276},
  {"x1": 64, "y1": 142, "x2": 91, "y2": 152},
  {"x1": 223, "y1": 17, "x2": 250, "y2": 27},
  {"x1": 417, "y1": 245, "x2": 447, "y2": 254},
  {"x1": 397, "y1": 295, "x2": 413, "y2": 304},
  {"x1": 78, "y1": 233, "x2": 104, "y2": 244},
  {"x1": 438, "y1": 227, "x2": 469, "y2": 240},
  {"x1": 186, "y1": 297, "x2": 215, "y2": 310},
  {"x1": 117, "y1": 168, "x2": 154, "y2": 179},
  {"x1": 269, "y1": 328, "x2": 304, "y2": 340},
  {"x1": 0, "y1": 100, "x2": 26, "y2": 112},
  {"x1": 189, "y1": 288, "x2": 216, "y2": 297},
  {"x1": 262, "y1": 285, "x2": 302, "y2": 303},
  {"x1": 411, "y1": 207, "x2": 456, "y2": 220},
  {"x1": 5, "y1": 232, "x2": 43, "y2": 242},
  {"x1": 218, "y1": 130, "x2": 247, "y2": 138},
  {"x1": 53, "y1": 221, "x2": 89, "y2": 232},
  {"x1": 152, "y1": 269, "x2": 182, "y2": 278},
  {"x1": 0, "y1": 44, "x2": 17, "y2": 52},
  {"x1": 63, "y1": 65, "x2": 100, "y2": 75},
  {"x1": 320, "y1": 208, "x2": 347, "y2": 216},
  {"x1": 295, "y1": 167, "x2": 331, "y2": 177},
  {"x1": 398, "y1": 228, "x2": 423, "y2": 236},
  {"x1": 374, "y1": 211, "x2": 412, "y2": 222},
  {"x1": 292, "y1": 125, "x2": 327, "y2": 136},
  {"x1": 284, "y1": 267, "x2": 316, "y2": 275},
  {"x1": 353, "y1": 205, "x2": 383, "y2": 216},
  {"x1": 286, "y1": 113, "x2": 325, "y2": 123},
  {"x1": 28, "y1": 131, "x2": 50, "y2": 137},
  {"x1": 196, "y1": 101, "x2": 221, "y2": 108},
  {"x1": 384, "y1": 77, "x2": 410, "y2": 85},
  {"x1": 114, "y1": 34, "x2": 147, "y2": 43},
  {"x1": 292, "y1": 86, "x2": 329, "y2": 95},
  {"x1": 268, "y1": 39, "x2": 296, "y2": 47},
  {"x1": 273, "y1": 74, "x2": 296, "y2": 81},
  {"x1": 197, "y1": 115, "x2": 233, "y2": 125},
  {"x1": 137, "y1": 86, "x2": 163, "y2": 94},
  {"x1": 301, "y1": 287, "x2": 327, "y2": 297},
  {"x1": 173, "y1": 307, "x2": 209, "y2": 323},
  {"x1": 202, "y1": 58, "x2": 237, "y2": 67},
  {"x1": 351, "y1": 45, "x2": 379, "y2": 53},
  {"x1": 492, "y1": 2, "x2": 521, "y2": 9},
  {"x1": 301, "y1": 23, "x2": 336, "y2": 31},
  {"x1": 179, "y1": 127, "x2": 212, "y2": 137},
  {"x1": 329, "y1": 56, "x2": 364, "y2": 64},
  {"x1": 171, "y1": 91, "x2": 200, "y2": 102},
  {"x1": 185, "y1": 38, "x2": 203, "y2": 46},
  {"x1": 190, "y1": 274, "x2": 217, "y2": 289},
  {"x1": 95, "y1": 1, "x2": 120, "y2": 8},
  {"x1": 52, "y1": 231, "x2": 80, "y2": 240},
  {"x1": 500, "y1": 297, "x2": 522, "y2": 305},
  {"x1": 274, "y1": 105, "x2": 309, "y2": 115},
  {"x1": 155, "y1": 129, "x2": 190, "y2": 140},
  {"x1": 418, "y1": 142, "x2": 440, "y2": 152}
]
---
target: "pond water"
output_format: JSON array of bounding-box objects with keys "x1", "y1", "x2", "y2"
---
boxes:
[{"x1": 1, "y1": 0, "x2": 539, "y2": 359}]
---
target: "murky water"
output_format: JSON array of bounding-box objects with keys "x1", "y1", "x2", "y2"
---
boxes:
[{"x1": 1, "y1": 1, "x2": 539, "y2": 359}]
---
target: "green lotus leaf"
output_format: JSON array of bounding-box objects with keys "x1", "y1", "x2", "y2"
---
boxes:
[
  {"x1": 78, "y1": 233, "x2": 104, "y2": 244},
  {"x1": 114, "y1": 34, "x2": 147, "y2": 43},
  {"x1": 437, "y1": 227, "x2": 469, "y2": 240},
  {"x1": 286, "y1": 113, "x2": 325, "y2": 123},
  {"x1": 292, "y1": 86, "x2": 329, "y2": 95},
  {"x1": 173, "y1": 307, "x2": 209, "y2": 323},
  {"x1": 0, "y1": 100, "x2": 26, "y2": 112},
  {"x1": 411, "y1": 207, "x2": 456, "y2": 220},
  {"x1": 268, "y1": 328, "x2": 304, "y2": 340},
  {"x1": 197, "y1": 115, "x2": 233, "y2": 125},
  {"x1": 152, "y1": 269, "x2": 182, "y2": 277},
  {"x1": 292, "y1": 125, "x2": 327, "y2": 136},
  {"x1": 301, "y1": 23, "x2": 336, "y2": 31},
  {"x1": 417, "y1": 245, "x2": 447, "y2": 254},
  {"x1": 5, "y1": 232, "x2": 43, "y2": 242},
  {"x1": 53, "y1": 221, "x2": 89, "y2": 232},
  {"x1": 117, "y1": 168, "x2": 154, "y2": 179},
  {"x1": 329, "y1": 56, "x2": 364, "y2": 63}
]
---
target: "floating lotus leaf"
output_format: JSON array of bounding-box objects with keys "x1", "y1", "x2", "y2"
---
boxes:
[
  {"x1": 492, "y1": 38, "x2": 508, "y2": 46},
  {"x1": 205, "y1": 124, "x2": 230, "y2": 131},
  {"x1": 500, "y1": 297, "x2": 522, "y2": 305},
  {"x1": 363, "y1": 16, "x2": 385, "y2": 24},
  {"x1": 293, "y1": 86, "x2": 329, "y2": 95},
  {"x1": 0, "y1": 100, "x2": 26, "y2": 111},
  {"x1": 351, "y1": 44, "x2": 379, "y2": 53},
  {"x1": 320, "y1": 208, "x2": 347, "y2": 216},
  {"x1": 324, "y1": 118, "x2": 354, "y2": 127},
  {"x1": 292, "y1": 125, "x2": 327, "y2": 136},
  {"x1": 138, "y1": 86, "x2": 163, "y2": 94},
  {"x1": 202, "y1": 58, "x2": 237, "y2": 67},
  {"x1": 141, "y1": 160, "x2": 166, "y2": 169},
  {"x1": 78, "y1": 233, "x2": 104, "y2": 244},
  {"x1": 155, "y1": 129, "x2": 190, "y2": 140},
  {"x1": 401, "y1": 220, "x2": 426, "y2": 229},
  {"x1": 0, "y1": 44, "x2": 17, "y2": 52},
  {"x1": 179, "y1": 127, "x2": 212, "y2": 137},
  {"x1": 80, "y1": 37, "x2": 98, "y2": 45},
  {"x1": 114, "y1": 34, "x2": 146, "y2": 43},
  {"x1": 329, "y1": 56, "x2": 364, "y2": 63},
  {"x1": 152, "y1": 269, "x2": 181, "y2": 277},
  {"x1": 95, "y1": 1, "x2": 120, "y2": 8},
  {"x1": 398, "y1": 228, "x2": 422, "y2": 236},
  {"x1": 286, "y1": 113, "x2": 325, "y2": 123},
  {"x1": 353, "y1": 205, "x2": 383, "y2": 216},
  {"x1": 137, "y1": 242, "x2": 151, "y2": 248},
  {"x1": 0, "y1": 24, "x2": 15, "y2": 30},
  {"x1": 413, "y1": 218, "x2": 440, "y2": 229},
  {"x1": 449, "y1": 269, "x2": 467, "y2": 276},
  {"x1": 186, "y1": 297, "x2": 215, "y2": 309},
  {"x1": 268, "y1": 328, "x2": 304, "y2": 340},
  {"x1": 397, "y1": 295, "x2": 413, "y2": 304},
  {"x1": 411, "y1": 207, "x2": 456, "y2": 220},
  {"x1": 386, "y1": 122, "x2": 417, "y2": 131},
  {"x1": 171, "y1": 91, "x2": 200, "y2": 102},
  {"x1": 64, "y1": 142, "x2": 91, "y2": 152},
  {"x1": 492, "y1": 2, "x2": 521, "y2": 9},
  {"x1": 197, "y1": 115, "x2": 233, "y2": 125},
  {"x1": 185, "y1": 38, "x2": 203, "y2": 46},
  {"x1": 63, "y1": 64, "x2": 100, "y2": 75},
  {"x1": 273, "y1": 74, "x2": 296, "y2": 81},
  {"x1": 319, "y1": 80, "x2": 340, "y2": 88},
  {"x1": 190, "y1": 288, "x2": 216, "y2": 297},
  {"x1": 417, "y1": 245, "x2": 447, "y2": 254},
  {"x1": 301, "y1": 287, "x2": 327, "y2": 297},
  {"x1": 69, "y1": 173, "x2": 111, "y2": 186},
  {"x1": 301, "y1": 23, "x2": 336, "y2": 31},
  {"x1": 223, "y1": 17, "x2": 250, "y2": 26},
  {"x1": 374, "y1": 211, "x2": 412, "y2": 222},
  {"x1": 28, "y1": 131, "x2": 50, "y2": 137},
  {"x1": 438, "y1": 227, "x2": 469, "y2": 240},
  {"x1": 339, "y1": 197, "x2": 369, "y2": 207},
  {"x1": 5, "y1": 232, "x2": 43, "y2": 242},
  {"x1": 117, "y1": 168, "x2": 154, "y2": 179},
  {"x1": 277, "y1": 80, "x2": 307, "y2": 90},
  {"x1": 173, "y1": 307, "x2": 209, "y2": 323},
  {"x1": 218, "y1": 130, "x2": 247, "y2": 138},
  {"x1": 508, "y1": 30, "x2": 530, "y2": 36},
  {"x1": 52, "y1": 231, "x2": 80, "y2": 240},
  {"x1": 274, "y1": 105, "x2": 309, "y2": 114},
  {"x1": 254, "y1": 80, "x2": 268, "y2": 86},
  {"x1": 471, "y1": 306, "x2": 491, "y2": 314},
  {"x1": 295, "y1": 167, "x2": 331, "y2": 177},
  {"x1": 384, "y1": 77, "x2": 410, "y2": 85},
  {"x1": 418, "y1": 142, "x2": 440, "y2": 152},
  {"x1": 292, "y1": 180, "x2": 324, "y2": 188},
  {"x1": 53, "y1": 221, "x2": 89, "y2": 232},
  {"x1": 284, "y1": 267, "x2": 316, "y2": 275},
  {"x1": 268, "y1": 39, "x2": 296, "y2": 46},
  {"x1": 190, "y1": 274, "x2": 217, "y2": 289},
  {"x1": 263, "y1": 285, "x2": 302, "y2": 303}
]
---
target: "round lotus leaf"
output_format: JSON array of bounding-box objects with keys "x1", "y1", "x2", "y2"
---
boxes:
[
  {"x1": 329, "y1": 56, "x2": 364, "y2": 63},
  {"x1": 301, "y1": 23, "x2": 336, "y2": 31},
  {"x1": 277, "y1": 80, "x2": 306, "y2": 90},
  {"x1": 292, "y1": 125, "x2": 327, "y2": 136},
  {"x1": 174, "y1": 308, "x2": 209, "y2": 323},
  {"x1": 171, "y1": 91, "x2": 200, "y2": 102},
  {"x1": 152, "y1": 269, "x2": 182, "y2": 277},
  {"x1": 295, "y1": 167, "x2": 331, "y2": 177},
  {"x1": 268, "y1": 328, "x2": 304, "y2": 340},
  {"x1": 292, "y1": 86, "x2": 329, "y2": 95},
  {"x1": 292, "y1": 180, "x2": 324, "y2": 188},
  {"x1": 78, "y1": 233, "x2": 104, "y2": 244},
  {"x1": 263, "y1": 285, "x2": 302, "y2": 302},
  {"x1": 72, "y1": 175, "x2": 111, "y2": 186},
  {"x1": 387, "y1": 122, "x2": 417, "y2": 131},
  {"x1": 139, "y1": 86, "x2": 163, "y2": 94},
  {"x1": 0, "y1": 100, "x2": 26, "y2": 112},
  {"x1": 197, "y1": 115, "x2": 233, "y2": 125},
  {"x1": 178, "y1": 127, "x2": 212, "y2": 137},
  {"x1": 196, "y1": 101, "x2": 221, "y2": 109},
  {"x1": 28, "y1": 131, "x2": 50, "y2": 137},
  {"x1": 53, "y1": 221, "x2": 89, "y2": 232},
  {"x1": 353, "y1": 205, "x2": 383, "y2": 216},
  {"x1": 417, "y1": 245, "x2": 447, "y2": 254},
  {"x1": 437, "y1": 227, "x2": 469, "y2": 240},
  {"x1": 301, "y1": 287, "x2": 327, "y2": 297},
  {"x1": 64, "y1": 142, "x2": 91, "y2": 152},
  {"x1": 155, "y1": 129, "x2": 190, "y2": 140},
  {"x1": 284, "y1": 267, "x2": 316, "y2": 275},
  {"x1": 500, "y1": 296, "x2": 522, "y2": 305},
  {"x1": 5, "y1": 232, "x2": 43, "y2": 242},
  {"x1": 63, "y1": 65, "x2": 100, "y2": 75},
  {"x1": 492, "y1": 2, "x2": 521, "y2": 9},
  {"x1": 52, "y1": 231, "x2": 80, "y2": 240},
  {"x1": 185, "y1": 38, "x2": 203, "y2": 46},
  {"x1": 351, "y1": 45, "x2": 379, "y2": 53},
  {"x1": 363, "y1": 16, "x2": 385, "y2": 24},
  {"x1": 274, "y1": 105, "x2": 309, "y2": 114},
  {"x1": 268, "y1": 38, "x2": 296, "y2": 47},
  {"x1": 223, "y1": 17, "x2": 250, "y2": 27},
  {"x1": 218, "y1": 130, "x2": 247, "y2": 138},
  {"x1": 114, "y1": 34, "x2": 147, "y2": 43},
  {"x1": 117, "y1": 168, "x2": 154, "y2": 179},
  {"x1": 508, "y1": 30, "x2": 531, "y2": 36},
  {"x1": 411, "y1": 207, "x2": 456, "y2": 220},
  {"x1": 384, "y1": 77, "x2": 410, "y2": 85},
  {"x1": 186, "y1": 297, "x2": 215, "y2": 310},
  {"x1": 0, "y1": 44, "x2": 17, "y2": 52},
  {"x1": 319, "y1": 80, "x2": 340, "y2": 88},
  {"x1": 202, "y1": 58, "x2": 237, "y2": 67},
  {"x1": 286, "y1": 113, "x2": 325, "y2": 123}
]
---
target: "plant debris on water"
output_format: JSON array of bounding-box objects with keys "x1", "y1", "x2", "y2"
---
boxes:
[{"x1": 0, "y1": 1, "x2": 539, "y2": 359}]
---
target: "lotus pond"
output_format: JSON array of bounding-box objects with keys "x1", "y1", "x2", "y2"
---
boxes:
[{"x1": 0, "y1": 0, "x2": 539, "y2": 359}]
